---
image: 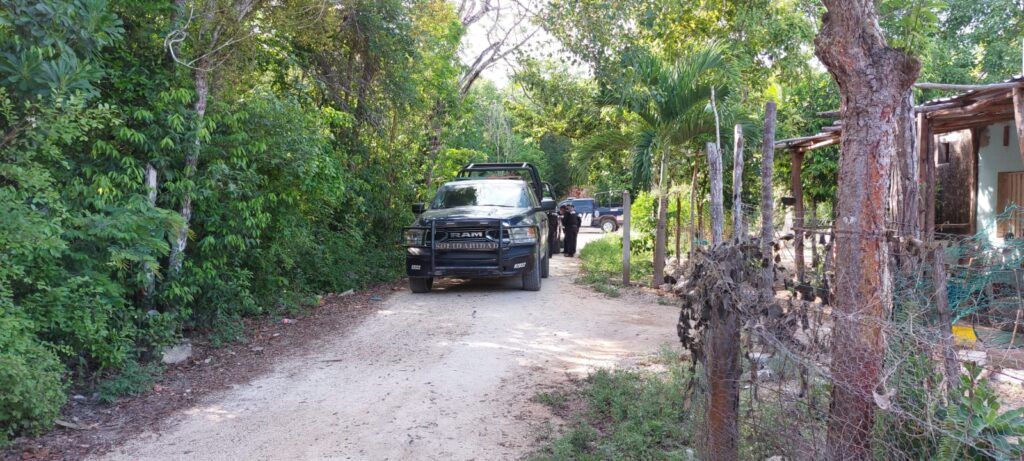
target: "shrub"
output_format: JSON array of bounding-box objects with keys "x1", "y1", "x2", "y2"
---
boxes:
[{"x1": 0, "y1": 311, "x2": 67, "y2": 446}]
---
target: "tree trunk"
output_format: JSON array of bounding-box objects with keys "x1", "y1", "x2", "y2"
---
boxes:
[
  {"x1": 423, "y1": 100, "x2": 446, "y2": 187},
  {"x1": 732, "y1": 124, "x2": 745, "y2": 240},
  {"x1": 169, "y1": 64, "x2": 210, "y2": 275},
  {"x1": 690, "y1": 159, "x2": 698, "y2": 260},
  {"x1": 760, "y1": 102, "x2": 777, "y2": 293},
  {"x1": 814, "y1": 1, "x2": 920, "y2": 458},
  {"x1": 675, "y1": 192, "x2": 682, "y2": 263},
  {"x1": 704, "y1": 259, "x2": 741, "y2": 461},
  {"x1": 707, "y1": 142, "x2": 724, "y2": 245},
  {"x1": 144, "y1": 164, "x2": 159, "y2": 298},
  {"x1": 653, "y1": 149, "x2": 668, "y2": 286}
]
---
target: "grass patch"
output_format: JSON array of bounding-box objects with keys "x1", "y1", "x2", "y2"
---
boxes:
[
  {"x1": 531, "y1": 354, "x2": 696, "y2": 460},
  {"x1": 96, "y1": 360, "x2": 163, "y2": 403},
  {"x1": 578, "y1": 235, "x2": 654, "y2": 292},
  {"x1": 535, "y1": 390, "x2": 570, "y2": 409}
]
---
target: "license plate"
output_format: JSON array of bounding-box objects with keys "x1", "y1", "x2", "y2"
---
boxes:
[{"x1": 435, "y1": 241, "x2": 498, "y2": 250}]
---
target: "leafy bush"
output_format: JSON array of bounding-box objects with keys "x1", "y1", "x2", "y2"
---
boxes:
[{"x1": 0, "y1": 311, "x2": 67, "y2": 446}]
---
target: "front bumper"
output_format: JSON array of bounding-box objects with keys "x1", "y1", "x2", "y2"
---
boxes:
[
  {"x1": 403, "y1": 220, "x2": 539, "y2": 278},
  {"x1": 406, "y1": 245, "x2": 536, "y2": 278}
]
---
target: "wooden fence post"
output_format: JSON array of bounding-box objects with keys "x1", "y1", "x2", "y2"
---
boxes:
[
  {"x1": 708, "y1": 142, "x2": 724, "y2": 245},
  {"x1": 791, "y1": 149, "x2": 805, "y2": 283},
  {"x1": 732, "y1": 124, "x2": 745, "y2": 240},
  {"x1": 761, "y1": 102, "x2": 777, "y2": 292},
  {"x1": 622, "y1": 190, "x2": 631, "y2": 286}
]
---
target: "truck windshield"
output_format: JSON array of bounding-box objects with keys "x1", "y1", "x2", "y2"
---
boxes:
[{"x1": 431, "y1": 182, "x2": 532, "y2": 209}]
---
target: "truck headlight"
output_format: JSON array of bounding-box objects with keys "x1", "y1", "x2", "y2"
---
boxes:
[
  {"x1": 403, "y1": 229, "x2": 426, "y2": 246},
  {"x1": 510, "y1": 227, "x2": 537, "y2": 244}
]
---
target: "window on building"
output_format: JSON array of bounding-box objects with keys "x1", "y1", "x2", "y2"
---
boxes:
[{"x1": 938, "y1": 142, "x2": 951, "y2": 165}]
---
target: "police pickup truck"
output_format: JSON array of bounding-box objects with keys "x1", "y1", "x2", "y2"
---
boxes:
[
  {"x1": 559, "y1": 190, "x2": 626, "y2": 232},
  {"x1": 402, "y1": 163, "x2": 556, "y2": 293}
]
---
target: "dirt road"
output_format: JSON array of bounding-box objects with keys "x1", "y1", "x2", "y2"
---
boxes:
[{"x1": 96, "y1": 230, "x2": 679, "y2": 460}]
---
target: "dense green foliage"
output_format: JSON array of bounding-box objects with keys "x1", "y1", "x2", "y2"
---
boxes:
[{"x1": 0, "y1": 0, "x2": 570, "y2": 442}]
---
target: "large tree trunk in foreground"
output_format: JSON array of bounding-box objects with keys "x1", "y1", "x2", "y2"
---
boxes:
[{"x1": 814, "y1": 2, "x2": 920, "y2": 458}]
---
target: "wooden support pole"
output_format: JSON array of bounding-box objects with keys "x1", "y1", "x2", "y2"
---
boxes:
[
  {"x1": 761, "y1": 102, "x2": 777, "y2": 292},
  {"x1": 622, "y1": 190, "x2": 631, "y2": 286},
  {"x1": 791, "y1": 149, "x2": 805, "y2": 284},
  {"x1": 708, "y1": 142, "x2": 724, "y2": 245},
  {"x1": 1013, "y1": 87, "x2": 1024, "y2": 165},
  {"x1": 732, "y1": 124, "x2": 745, "y2": 239}
]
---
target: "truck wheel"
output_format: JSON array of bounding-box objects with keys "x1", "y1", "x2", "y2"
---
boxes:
[
  {"x1": 409, "y1": 277, "x2": 433, "y2": 293},
  {"x1": 541, "y1": 252, "x2": 550, "y2": 278},
  {"x1": 601, "y1": 218, "x2": 618, "y2": 233},
  {"x1": 522, "y1": 250, "x2": 542, "y2": 291}
]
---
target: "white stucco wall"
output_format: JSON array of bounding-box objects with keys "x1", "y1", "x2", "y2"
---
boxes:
[{"x1": 976, "y1": 121, "x2": 1022, "y2": 242}]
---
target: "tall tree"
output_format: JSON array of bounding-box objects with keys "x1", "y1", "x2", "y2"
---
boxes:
[
  {"x1": 165, "y1": 0, "x2": 260, "y2": 275},
  {"x1": 813, "y1": 1, "x2": 920, "y2": 458},
  {"x1": 576, "y1": 45, "x2": 724, "y2": 285}
]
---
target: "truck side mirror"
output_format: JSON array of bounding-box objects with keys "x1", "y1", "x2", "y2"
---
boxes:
[
  {"x1": 538, "y1": 198, "x2": 556, "y2": 212},
  {"x1": 412, "y1": 203, "x2": 426, "y2": 214}
]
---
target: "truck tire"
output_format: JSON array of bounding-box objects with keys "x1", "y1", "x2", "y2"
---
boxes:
[
  {"x1": 409, "y1": 277, "x2": 433, "y2": 293},
  {"x1": 600, "y1": 218, "x2": 618, "y2": 233},
  {"x1": 541, "y1": 252, "x2": 550, "y2": 278},
  {"x1": 522, "y1": 250, "x2": 542, "y2": 291}
]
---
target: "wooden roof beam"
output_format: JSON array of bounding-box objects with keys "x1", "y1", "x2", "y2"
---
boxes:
[{"x1": 914, "y1": 81, "x2": 1024, "y2": 91}]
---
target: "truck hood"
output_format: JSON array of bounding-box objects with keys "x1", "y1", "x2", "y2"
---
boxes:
[{"x1": 418, "y1": 206, "x2": 532, "y2": 222}]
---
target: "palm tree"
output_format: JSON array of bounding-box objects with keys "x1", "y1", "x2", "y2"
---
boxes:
[{"x1": 576, "y1": 44, "x2": 725, "y2": 286}]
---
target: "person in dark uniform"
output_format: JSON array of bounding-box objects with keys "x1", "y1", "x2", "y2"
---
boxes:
[
  {"x1": 562, "y1": 204, "x2": 579, "y2": 257},
  {"x1": 547, "y1": 206, "x2": 560, "y2": 257}
]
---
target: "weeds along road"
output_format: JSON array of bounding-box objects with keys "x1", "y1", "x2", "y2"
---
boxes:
[{"x1": 95, "y1": 229, "x2": 679, "y2": 461}]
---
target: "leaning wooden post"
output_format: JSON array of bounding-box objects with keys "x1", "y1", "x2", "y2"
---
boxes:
[
  {"x1": 761, "y1": 102, "x2": 777, "y2": 292},
  {"x1": 622, "y1": 190, "x2": 631, "y2": 286},
  {"x1": 732, "y1": 124, "x2": 746, "y2": 240},
  {"x1": 708, "y1": 142, "x2": 724, "y2": 245},
  {"x1": 791, "y1": 149, "x2": 805, "y2": 283}
]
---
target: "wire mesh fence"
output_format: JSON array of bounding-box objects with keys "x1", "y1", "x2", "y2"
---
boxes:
[{"x1": 672, "y1": 206, "x2": 1024, "y2": 460}]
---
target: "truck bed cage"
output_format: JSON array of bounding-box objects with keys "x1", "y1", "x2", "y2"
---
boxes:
[{"x1": 457, "y1": 163, "x2": 545, "y2": 199}]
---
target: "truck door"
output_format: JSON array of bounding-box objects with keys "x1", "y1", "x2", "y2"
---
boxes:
[{"x1": 574, "y1": 199, "x2": 595, "y2": 227}]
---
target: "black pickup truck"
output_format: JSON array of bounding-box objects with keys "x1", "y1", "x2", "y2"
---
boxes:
[{"x1": 402, "y1": 163, "x2": 557, "y2": 293}]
